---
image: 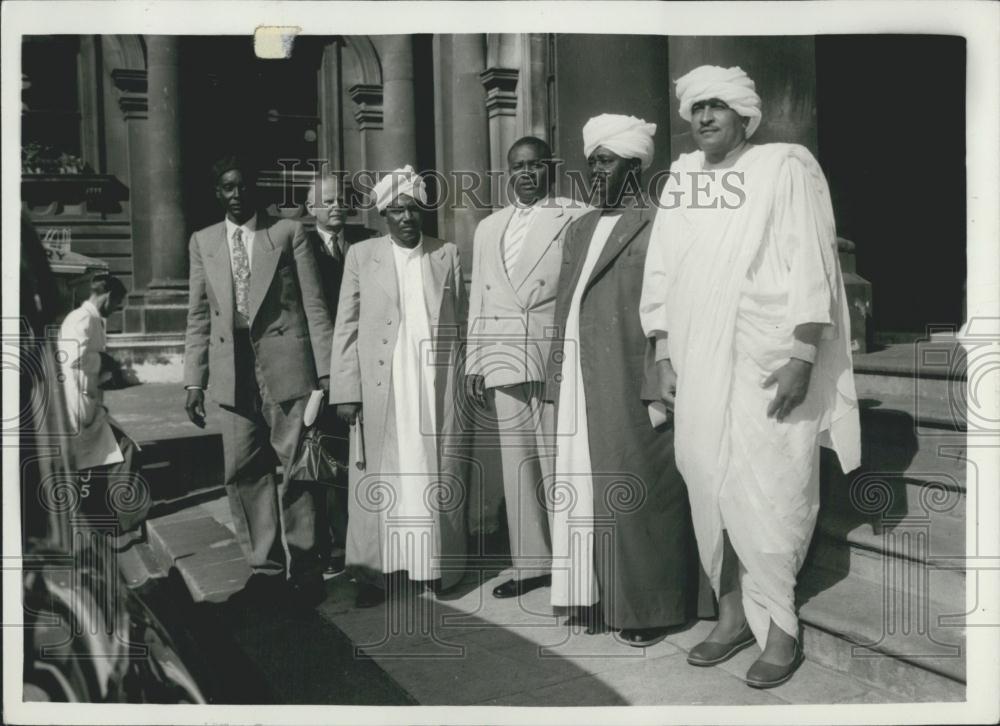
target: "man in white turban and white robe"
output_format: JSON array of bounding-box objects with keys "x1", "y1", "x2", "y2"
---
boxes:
[
  {"x1": 545, "y1": 115, "x2": 706, "y2": 647},
  {"x1": 640, "y1": 65, "x2": 860, "y2": 687},
  {"x1": 330, "y1": 166, "x2": 468, "y2": 608}
]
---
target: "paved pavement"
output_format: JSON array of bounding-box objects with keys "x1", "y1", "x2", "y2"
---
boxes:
[{"x1": 170, "y1": 495, "x2": 901, "y2": 706}]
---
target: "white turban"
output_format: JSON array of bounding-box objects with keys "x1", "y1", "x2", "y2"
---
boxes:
[
  {"x1": 371, "y1": 165, "x2": 427, "y2": 212},
  {"x1": 676, "y1": 65, "x2": 763, "y2": 138},
  {"x1": 582, "y1": 114, "x2": 657, "y2": 170}
]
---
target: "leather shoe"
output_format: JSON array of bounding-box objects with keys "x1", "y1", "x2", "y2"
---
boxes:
[
  {"x1": 324, "y1": 554, "x2": 346, "y2": 577},
  {"x1": 745, "y1": 641, "x2": 804, "y2": 689},
  {"x1": 687, "y1": 621, "x2": 756, "y2": 666},
  {"x1": 491, "y1": 574, "x2": 551, "y2": 599},
  {"x1": 619, "y1": 626, "x2": 670, "y2": 648},
  {"x1": 355, "y1": 583, "x2": 386, "y2": 609}
]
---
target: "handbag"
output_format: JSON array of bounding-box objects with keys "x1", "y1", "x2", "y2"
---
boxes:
[{"x1": 288, "y1": 426, "x2": 348, "y2": 486}]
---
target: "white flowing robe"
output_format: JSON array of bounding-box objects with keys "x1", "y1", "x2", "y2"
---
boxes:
[
  {"x1": 381, "y1": 239, "x2": 439, "y2": 581},
  {"x1": 640, "y1": 143, "x2": 860, "y2": 643},
  {"x1": 550, "y1": 213, "x2": 622, "y2": 608}
]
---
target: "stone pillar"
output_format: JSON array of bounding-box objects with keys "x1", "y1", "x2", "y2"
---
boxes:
[
  {"x1": 110, "y1": 68, "x2": 151, "y2": 332},
  {"x1": 434, "y1": 35, "x2": 490, "y2": 267},
  {"x1": 377, "y1": 35, "x2": 418, "y2": 169},
  {"x1": 145, "y1": 36, "x2": 188, "y2": 294},
  {"x1": 481, "y1": 67, "x2": 519, "y2": 206}
]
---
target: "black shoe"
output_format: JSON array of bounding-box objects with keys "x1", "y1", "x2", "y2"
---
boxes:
[
  {"x1": 355, "y1": 582, "x2": 386, "y2": 609},
  {"x1": 620, "y1": 626, "x2": 670, "y2": 648},
  {"x1": 324, "y1": 555, "x2": 346, "y2": 577},
  {"x1": 687, "y1": 621, "x2": 756, "y2": 667},
  {"x1": 492, "y1": 574, "x2": 551, "y2": 599},
  {"x1": 289, "y1": 575, "x2": 327, "y2": 609}
]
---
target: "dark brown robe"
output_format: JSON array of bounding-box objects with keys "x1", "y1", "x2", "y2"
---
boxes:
[{"x1": 546, "y1": 202, "x2": 711, "y2": 629}]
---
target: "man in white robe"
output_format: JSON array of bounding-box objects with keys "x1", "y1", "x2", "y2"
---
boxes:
[
  {"x1": 330, "y1": 166, "x2": 468, "y2": 608},
  {"x1": 640, "y1": 65, "x2": 860, "y2": 687}
]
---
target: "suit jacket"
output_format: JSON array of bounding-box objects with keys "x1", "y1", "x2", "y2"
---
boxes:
[
  {"x1": 329, "y1": 234, "x2": 468, "y2": 589},
  {"x1": 467, "y1": 196, "x2": 589, "y2": 388},
  {"x1": 307, "y1": 229, "x2": 347, "y2": 318},
  {"x1": 58, "y1": 301, "x2": 124, "y2": 470},
  {"x1": 183, "y1": 212, "x2": 335, "y2": 407}
]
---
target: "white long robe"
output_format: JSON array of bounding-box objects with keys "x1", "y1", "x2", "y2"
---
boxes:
[
  {"x1": 381, "y1": 239, "x2": 439, "y2": 581},
  {"x1": 550, "y1": 213, "x2": 622, "y2": 608},
  {"x1": 640, "y1": 143, "x2": 860, "y2": 643}
]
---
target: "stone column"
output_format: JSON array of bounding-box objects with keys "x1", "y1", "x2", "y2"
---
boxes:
[
  {"x1": 145, "y1": 36, "x2": 188, "y2": 294},
  {"x1": 110, "y1": 68, "x2": 151, "y2": 333},
  {"x1": 434, "y1": 34, "x2": 489, "y2": 266},
  {"x1": 377, "y1": 35, "x2": 418, "y2": 169}
]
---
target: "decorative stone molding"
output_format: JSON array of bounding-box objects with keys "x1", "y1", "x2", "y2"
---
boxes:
[
  {"x1": 349, "y1": 83, "x2": 384, "y2": 130},
  {"x1": 111, "y1": 69, "x2": 148, "y2": 120},
  {"x1": 480, "y1": 68, "x2": 519, "y2": 119}
]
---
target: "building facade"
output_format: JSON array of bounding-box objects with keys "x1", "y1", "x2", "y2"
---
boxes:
[{"x1": 21, "y1": 33, "x2": 966, "y2": 360}]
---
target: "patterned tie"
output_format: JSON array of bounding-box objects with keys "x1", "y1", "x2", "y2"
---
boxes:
[
  {"x1": 503, "y1": 206, "x2": 533, "y2": 277},
  {"x1": 231, "y1": 227, "x2": 251, "y2": 320}
]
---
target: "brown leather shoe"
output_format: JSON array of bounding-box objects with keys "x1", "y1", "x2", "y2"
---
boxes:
[
  {"x1": 745, "y1": 641, "x2": 804, "y2": 688},
  {"x1": 686, "y1": 621, "x2": 756, "y2": 666}
]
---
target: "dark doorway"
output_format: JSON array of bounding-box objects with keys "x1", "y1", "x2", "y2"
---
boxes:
[{"x1": 816, "y1": 35, "x2": 966, "y2": 338}]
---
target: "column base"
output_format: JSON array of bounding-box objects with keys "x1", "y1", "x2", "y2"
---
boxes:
[{"x1": 124, "y1": 283, "x2": 189, "y2": 334}]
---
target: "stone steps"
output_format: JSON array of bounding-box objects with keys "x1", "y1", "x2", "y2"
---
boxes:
[
  {"x1": 796, "y1": 344, "x2": 967, "y2": 696},
  {"x1": 798, "y1": 563, "x2": 965, "y2": 698}
]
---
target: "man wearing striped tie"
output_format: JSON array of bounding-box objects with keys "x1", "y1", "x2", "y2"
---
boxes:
[
  {"x1": 184, "y1": 155, "x2": 335, "y2": 607},
  {"x1": 465, "y1": 137, "x2": 589, "y2": 600}
]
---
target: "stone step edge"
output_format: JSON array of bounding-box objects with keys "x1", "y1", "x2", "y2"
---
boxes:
[
  {"x1": 798, "y1": 565, "x2": 965, "y2": 685},
  {"x1": 817, "y1": 510, "x2": 965, "y2": 570}
]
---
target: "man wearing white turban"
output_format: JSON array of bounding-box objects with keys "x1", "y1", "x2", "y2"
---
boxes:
[
  {"x1": 640, "y1": 66, "x2": 860, "y2": 687},
  {"x1": 545, "y1": 115, "x2": 706, "y2": 646},
  {"x1": 330, "y1": 166, "x2": 468, "y2": 608}
]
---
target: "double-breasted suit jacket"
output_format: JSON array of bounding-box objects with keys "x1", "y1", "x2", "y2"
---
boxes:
[
  {"x1": 183, "y1": 213, "x2": 334, "y2": 404},
  {"x1": 329, "y1": 234, "x2": 469, "y2": 589},
  {"x1": 467, "y1": 197, "x2": 589, "y2": 387}
]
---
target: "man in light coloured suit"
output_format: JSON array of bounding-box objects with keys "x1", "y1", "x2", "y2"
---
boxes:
[{"x1": 465, "y1": 137, "x2": 589, "y2": 600}]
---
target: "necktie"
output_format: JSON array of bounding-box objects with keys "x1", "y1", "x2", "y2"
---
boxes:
[
  {"x1": 503, "y1": 207, "x2": 533, "y2": 277},
  {"x1": 232, "y1": 227, "x2": 251, "y2": 320}
]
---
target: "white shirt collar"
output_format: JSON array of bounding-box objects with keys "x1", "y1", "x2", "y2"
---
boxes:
[{"x1": 225, "y1": 213, "x2": 258, "y2": 239}]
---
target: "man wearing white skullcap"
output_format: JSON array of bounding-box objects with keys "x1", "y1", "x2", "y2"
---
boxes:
[
  {"x1": 641, "y1": 67, "x2": 860, "y2": 687},
  {"x1": 544, "y1": 114, "x2": 707, "y2": 647},
  {"x1": 330, "y1": 165, "x2": 468, "y2": 608}
]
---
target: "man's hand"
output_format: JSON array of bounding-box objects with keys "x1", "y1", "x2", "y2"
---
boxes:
[
  {"x1": 317, "y1": 376, "x2": 330, "y2": 394},
  {"x1": 337, "y1": 402, "x2": 362, "y2": 425},
  {"x1": 464, "y1": 374, "x2": 487, "y2": 410},
  {"x1": 657, "y1": 359, "x2": 678, "y2": 409},
  {"x1": 763, "y1": 359, "x2": 813, "y2": 422},
  {"x1": 185, "y1": 388, "x2": 206, "y2": 428}
]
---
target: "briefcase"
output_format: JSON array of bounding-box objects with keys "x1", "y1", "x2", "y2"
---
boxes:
[{"x1": 288, "y1": 427, "x2": 348, "y2": 487}]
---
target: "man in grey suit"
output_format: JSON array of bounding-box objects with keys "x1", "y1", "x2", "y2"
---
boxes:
[
  {"x1": 465, "y1": 137, "x2": 589, "y2": 599},
  {"x1": 184, "y1": 155, "x2": 335, "y2": 606}
]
